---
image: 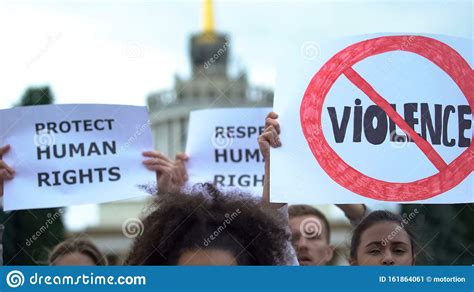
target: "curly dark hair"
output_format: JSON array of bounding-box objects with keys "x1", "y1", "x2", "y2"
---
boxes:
[{"x1": 126, "y1": 184, "x2": 290, "y2": 265}]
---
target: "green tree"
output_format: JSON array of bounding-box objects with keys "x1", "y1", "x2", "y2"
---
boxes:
[
  {"x1": 1, "y1": 86, "x2": 65, "y2": 265},
  {"x1": 401, "y1": 204, "x2": 474, "y2": 265},
  {"x1": 16, "y1": 86, "x2": 55, "y2": 106}
]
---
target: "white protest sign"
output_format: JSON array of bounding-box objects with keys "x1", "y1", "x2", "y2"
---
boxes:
[
  {"x1": 0, "y1": 104, "x2": 155, "y2": 210},
  {"x1": 272, "y1": 33, "x2": 473, "y2": 204},
  {"x1": 185, "y1": 108, "x2": 270, "y2": 195}
]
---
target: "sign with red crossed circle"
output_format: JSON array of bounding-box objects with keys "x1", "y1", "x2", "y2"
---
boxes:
[{"x1": 300, "y1": 35, "x2": 473, "y2": 201}]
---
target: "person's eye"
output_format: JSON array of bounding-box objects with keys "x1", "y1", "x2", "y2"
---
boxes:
[
  {"x1": 394, "y1": 249, "x2": 406, "y2": 254},
  {"x1": 368, "y1": 249, "x2": 380, "y2": 255}
]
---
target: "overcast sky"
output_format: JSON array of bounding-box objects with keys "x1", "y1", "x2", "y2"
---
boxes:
[{"x1": 0, "y1": 0, "x2": 471, "y2": 109}]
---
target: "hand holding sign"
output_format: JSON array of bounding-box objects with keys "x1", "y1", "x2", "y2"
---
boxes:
[
  {"x1": 185, "y1": 108, "x2": 270, "y2": 195},
  {"x1": 258, "y1": 112, "x2": 281, "y2": 204},
  {"x1": 142, "y1": 151, "x2": 189, "y2": 194},
  {"x1": 259, "y1": 112, "x2": 282, "y2": 158},
  {"x1": 0, "y1": 145, "x2": 15, "y2": 197},
  {"x1": 259, "y1": 111, "x2": 367, "y2": 219}
]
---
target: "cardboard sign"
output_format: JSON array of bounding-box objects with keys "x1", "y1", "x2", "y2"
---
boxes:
[
  {"x1": 185, "y1": 108, "x2": 270, "y2": 195},
  {"x1": 272, "y1": 34, "x2": 473, "y2": 204},
  {"x1": 0, "y1": 104, "x2": 155, "y2": 210}
]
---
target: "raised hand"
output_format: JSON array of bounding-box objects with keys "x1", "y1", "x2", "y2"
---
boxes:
[
  {"x1": 0, "y1": 145, "x2": 15, "y2": 197},
  {"x1": 142, "y1": 150, "x2": 188, "y2": 194}
]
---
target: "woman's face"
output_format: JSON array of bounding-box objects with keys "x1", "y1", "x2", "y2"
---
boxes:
[
  {"x1": 177, "y1": 249, "x2": 238, "y2": 266},
  {"x1": 52, "y1": 251, "x2": 96, "y2": 266},
  {"x1": 352, "y1": 221, "x2": 414, "y2": 266}
]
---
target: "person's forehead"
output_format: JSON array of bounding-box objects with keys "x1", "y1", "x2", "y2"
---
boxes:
[
  {"x1": 55, "y1": 252, "x2": 95, "y2": 264},
  {"x1": 178, "y1": 249, "x2": 237, "y2": 265},
  {"x1": 289, "y1": 215, "x2": 326, "y2": 231},
  {"x1": 360, "y1": 221, "x2": 411, "y2": 245}
]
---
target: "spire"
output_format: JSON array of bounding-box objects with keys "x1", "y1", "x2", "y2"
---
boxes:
[
  {"x1": 203, "y1": 0, "x2": 214, "y2": 33},
  {"x1": 191, "y1": 0, "x2": 228, "y2": 75}
]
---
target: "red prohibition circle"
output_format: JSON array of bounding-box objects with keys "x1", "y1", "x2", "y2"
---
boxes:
[{"x1": 300, "y1": 35, "x2": 473, "y2": 201}]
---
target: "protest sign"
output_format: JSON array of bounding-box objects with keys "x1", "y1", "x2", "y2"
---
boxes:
[
  {"x1": 272, "y1": 34, "x2": 473, "y2": 204},
  {"x1": 185, "y1": 108, "x2": 270, "y2": 195},
  {"x1": 0, "y1": 104, "x2": 155, "y2": 210}
]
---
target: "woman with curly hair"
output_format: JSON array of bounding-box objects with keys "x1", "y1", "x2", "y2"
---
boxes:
[{"x1": 126, "y1": 183, "x2": 291, "y2": 265}]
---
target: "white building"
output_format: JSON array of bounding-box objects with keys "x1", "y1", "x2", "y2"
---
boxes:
[{"x1": 146, "y1": 3, "x2": 272, "y2": 157}]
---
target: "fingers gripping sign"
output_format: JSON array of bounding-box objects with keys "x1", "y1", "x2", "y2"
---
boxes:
[
  {"x1": 175, "y1": 153, "x2": 189, "y2": 186},
  {"x1": 259, "y1": 112, "x2": 282, "y2": 162},
  {"x1": 142, "y1": 151, "x2": 189, "y2": 194},
  {"x1": 0, "y1": 145, "x2": 15, "y2": 197},
  {"x1": 185, "y1": 108, "x2": 271, "y2": 193},
  {"x1": 259, "y1": 112, "x2": 284, "y2": 205}
]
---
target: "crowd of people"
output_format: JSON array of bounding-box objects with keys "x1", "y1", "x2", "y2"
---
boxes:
[{"x1": 0, "y1": 111, "x2": 417, "y2": 266}]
